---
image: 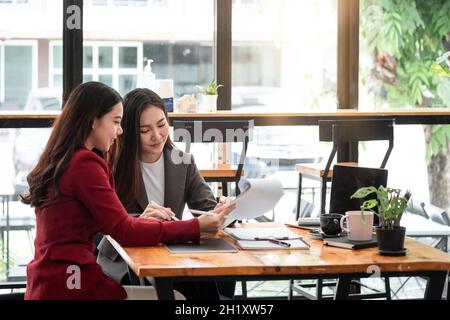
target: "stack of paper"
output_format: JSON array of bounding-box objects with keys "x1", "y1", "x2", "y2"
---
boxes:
[{"x1": 222, "y1": 178, "x2": 284, "y2": 228}]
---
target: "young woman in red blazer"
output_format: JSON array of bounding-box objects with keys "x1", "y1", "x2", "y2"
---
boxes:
[
  {"x1": 21, "y1": 82, "x2": 229, "y2": 300},
  {"x1": 97, "y1": 88, "x2": 236, "y2": 299}
]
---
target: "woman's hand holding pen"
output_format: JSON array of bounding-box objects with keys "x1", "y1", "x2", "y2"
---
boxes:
[
  {"x1": 197, "y1": 205, "x2": 231, "y2": 234},
  {"x1": 214, "y1": 196, "x2": 237, "y2": 216},
  {"x1": 196, "y1": 197, "x2": 236, "y2": 233},
  {"x1": 139, "y1": 201, "x2": 177, "y2": 221}
]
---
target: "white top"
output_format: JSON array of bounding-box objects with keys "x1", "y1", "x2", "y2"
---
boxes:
[{"x1": 140, "y1": 154, "x2": 165, "y2": 206}]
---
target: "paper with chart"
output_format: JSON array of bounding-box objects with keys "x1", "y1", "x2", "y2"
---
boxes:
[{"x1": 223, "y1": 178, "x2": 284, "y2": 228}]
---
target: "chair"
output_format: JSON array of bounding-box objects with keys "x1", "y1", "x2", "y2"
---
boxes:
[
  {"x1": 1, "y1": 193, "x2": 35, "y2": 276},
  {"x1": 0, "y1": 257, "x2": 27, "y2": 301},
  {"x1": 295, "y1": 119, "x2": 394, "y2": 218},
  {"x1": 172, "y1": 120, "x2": 252, "y2": 197},
  {"x1": 406, "y1": 200, "x2": 449, "y2": 251},
  {"x1": 422, "y1": 204, "x2": 450, "y2": 227},
  {"x1": 289, "y1": 165, "x2": 391, "y2": 300},
  {"x1": 0, "y1": 292, "x2": 25, "y2": 300}
]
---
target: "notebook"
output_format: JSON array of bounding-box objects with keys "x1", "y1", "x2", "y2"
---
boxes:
[
  {"x1": 235, "y1": 238, "x2": 310, "y2": 250},
  {"x1": 285, "y1": 217, "x2": 320, "y2": 231},
  {"x1": 323, "y1": 235, "x2": 378, "y2": 250},
  {"x1": 164, "y1": 238, "x2": 238, "y2": 254},
  {"x1": 297, "y1": 218, "x2": 320, "y2": 226},
  {"x1": 224, "y1": 227, "x2": 310, "y2": 250}
]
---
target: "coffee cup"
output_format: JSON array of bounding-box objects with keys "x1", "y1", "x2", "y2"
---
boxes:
[
  {"x1": 340, "y1": 211, "x2": 374, "y2": 241},
  {"x1": 320, "y1": 213, "x2": 343, "y2": 236}
]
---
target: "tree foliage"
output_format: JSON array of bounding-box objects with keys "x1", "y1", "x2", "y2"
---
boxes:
[{"x1": 361, "y1": 0, "x2": 450, "y2": 159}]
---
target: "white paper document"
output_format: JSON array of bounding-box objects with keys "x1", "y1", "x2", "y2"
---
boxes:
[
  {"x1": 224, "y1": 227, "x2": 301, "y2": 240},
  {"x1": 223, "y1": 178, "x2": 284, "y2": 228},
  {"x1": 224, "y1": 227, "x2": 310, "y2": 250}
]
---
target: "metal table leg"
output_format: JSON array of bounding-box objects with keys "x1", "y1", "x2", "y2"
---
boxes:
[
  {"x1": 334, "y1": 277, "x2": 351, "y2": 300},
  {"x1": 154, "y1": 277, "x2": 175, "y2": 300},
  {"x1": 424, "y1": 271, "x2": 447, "y2": 300}
]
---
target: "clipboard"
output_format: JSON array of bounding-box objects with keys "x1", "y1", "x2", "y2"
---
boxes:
[
  {"x1": 224, "y1": 227, "x2": 310, "y2": 250},
  {"x1": 164, "y1": 238, "x2": 238, "y2": 254},
  {"x1": 234, "y1": 238, "x2": 310, "y2": 250}
]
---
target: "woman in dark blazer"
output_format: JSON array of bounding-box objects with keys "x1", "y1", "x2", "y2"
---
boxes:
[
  {"x1": 22, "y1": 82, "x2": 228, "y2": 300},
  {"x1": 97, "y1": 88, "x2": 236, "y2": 299}
]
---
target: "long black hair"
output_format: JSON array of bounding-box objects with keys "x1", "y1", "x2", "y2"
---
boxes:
[
  {"x1": 21, "y1": 82, "x2": 123, "y2": 208},
  {"x1": 115, "y1": 88, "x2": 174, "y2": 209}
]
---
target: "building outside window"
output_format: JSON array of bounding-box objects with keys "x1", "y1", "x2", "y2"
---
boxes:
[{"x1": 50, "y1": 41, "x2": 143, "y2": 95}]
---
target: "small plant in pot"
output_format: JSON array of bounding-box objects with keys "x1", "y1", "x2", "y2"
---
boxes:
[
  {"x1": 351, "y1": 186, "x2": 412, "y2": 256},
  {"x1": 196, "y1": 80, "x2": 223, "y2": 112}
]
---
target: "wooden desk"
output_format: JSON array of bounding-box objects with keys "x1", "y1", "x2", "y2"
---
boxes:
[
  {"x1": 106, "y1": 222, "x2": 450, "y2": 300},
  {"x1": 295, "y1": 162, "x2": 358, "y2": 179},
  {"x1": 199, "y1": 164, "x2": 243, "y2": 179}
]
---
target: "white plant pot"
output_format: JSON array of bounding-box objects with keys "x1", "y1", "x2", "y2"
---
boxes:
[{"x1": 201, "y1": 94, "x2": 218, "y2": 112}]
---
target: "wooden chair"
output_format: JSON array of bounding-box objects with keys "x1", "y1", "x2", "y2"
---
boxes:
[
  {"x1": 295, "y1": 119, "x2": 394, "y2": 218},
  {"x1": 172, "y1": 120, "x2": 252, "y2": 197}
]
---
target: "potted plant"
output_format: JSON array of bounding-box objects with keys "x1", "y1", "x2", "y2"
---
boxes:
[
  {"x1": 351, "y1": 186, "x2": 412, "y2": 256},
  {"x1": 196, "y1": 80, "x2": 223, "y2": 112}
]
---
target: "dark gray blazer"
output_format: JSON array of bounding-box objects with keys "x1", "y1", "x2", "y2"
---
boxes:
[{"x1": 97, "y1": 147, "x2": 217, "y2": 283}]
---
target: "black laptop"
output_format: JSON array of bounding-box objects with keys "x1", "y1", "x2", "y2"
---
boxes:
[{"x1": 329, "y1": 165, "x2": 388, "y2": 226}]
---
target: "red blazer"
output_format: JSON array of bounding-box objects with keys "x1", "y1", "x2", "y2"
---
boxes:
[{"x1": 25, "y1": 148, "x2": 200, "y2": 300}]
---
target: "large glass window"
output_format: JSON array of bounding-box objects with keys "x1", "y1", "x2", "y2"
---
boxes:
[
  {"x1": 0, "y1": 0, "x2": 62, "y2": 285},
  {"x1": 0, "y1": 43, "x2": 3, "y2": 106},
  {"x1": 50, "y1": 41, "x2": 143, "y2": 95},
  {"x1": 231, "y1": 0, "x2": 337, "y2": 221},
  {"x1": 232, "y1": 0, "x2": 337, "y2": 113},
  {"x1": 0, "y1": 128, "x2": 47, "y2": 284},
  {"x1": 0, "y1": 1, "x2": 62, "y2": 111},
  {"x1": 359, "y1": 0, "x2": 450, "y2": 111},
  {"x1": 84, "y1": 0, "x2": 214, "y2": 97},
  {"x1": 83, "y1": 0, "x2": 216, "y2": 185},
  {"x1": 359, "y1": 0, "x2": 450, "y2": 213},
  {"x1": 0, "y1": 41, "x2": 37, "y2": 110}
]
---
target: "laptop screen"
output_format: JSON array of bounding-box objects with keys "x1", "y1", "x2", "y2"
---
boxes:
[{"x1": 329, "y1": 165, "x2": 388, "y2": 225}]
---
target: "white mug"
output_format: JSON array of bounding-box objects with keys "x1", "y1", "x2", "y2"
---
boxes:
[{"x1": 340, "y1": 211, "x2": 374, "y2": 241}]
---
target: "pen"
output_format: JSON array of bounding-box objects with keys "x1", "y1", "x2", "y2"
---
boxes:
[
  {"x1": 218, "y1": 198, "x2": 237, "y2": 208},
  {"x1": 254, "y1": 237, "x2": 291, "y2": 247},
  {"x1": 268, "y1": 238, "x2": 291, "y2": 247},
  {"x1": 188, "y1": 209, "x2": 216, "y2": 216},
  {"x1": 254, "y1": 237, "x2": 290, "y2": 241},
  {"x1": 149, "y1": 200, "x2": 179, "y2": 221}
]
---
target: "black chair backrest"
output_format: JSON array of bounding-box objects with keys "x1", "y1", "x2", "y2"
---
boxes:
[
  {"x1": 319, "y1": 119, "x2": 394, "y2": 142},
  {"x1": 173, "y1": 120, "x2": 253, "y2": 144},
  {"x1": 329, "y1": 164, "x2": 388, "y2": 225},
  {"x1": 319, "y1": 119, "x2": 395, "y2": 170}
]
